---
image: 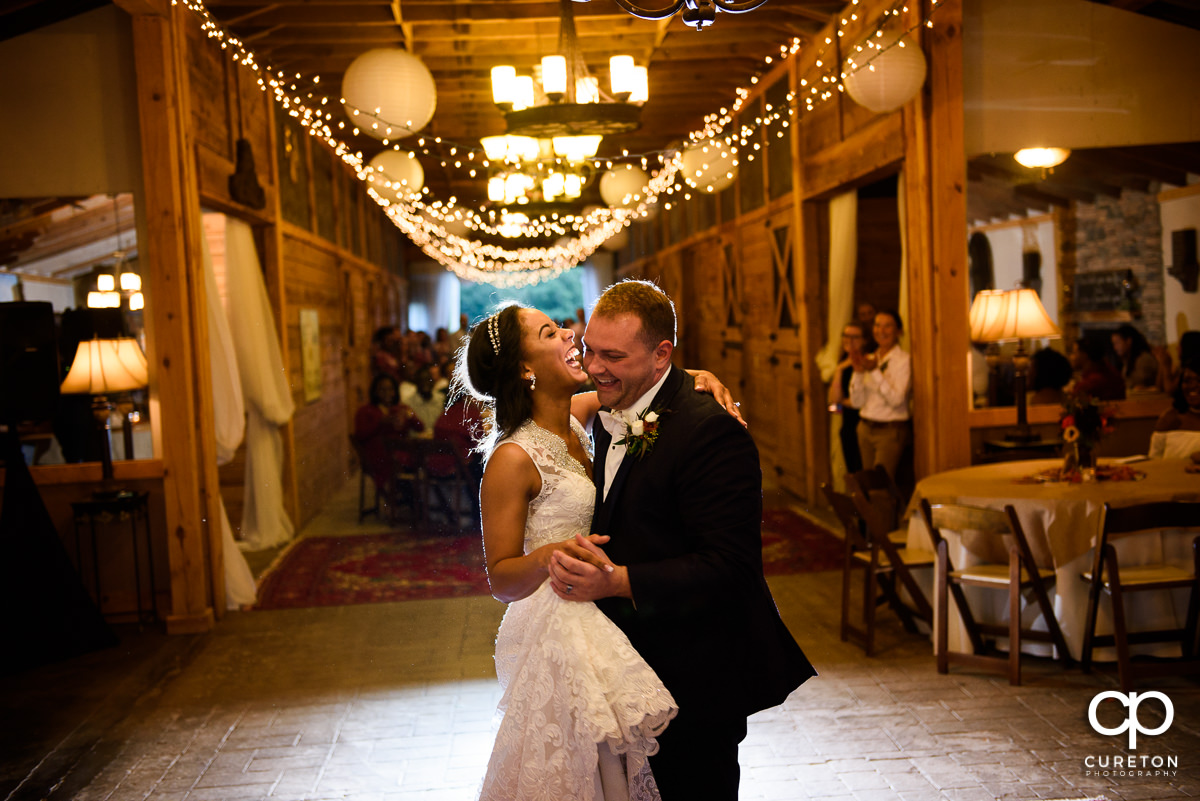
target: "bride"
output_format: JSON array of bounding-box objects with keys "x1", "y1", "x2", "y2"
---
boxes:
[{"x1": 458, "y1": 303, "x2": 737, "y2": 801}]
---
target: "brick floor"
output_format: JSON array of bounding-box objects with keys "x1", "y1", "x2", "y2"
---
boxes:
[{"x1": 4, "y1": 485, "x2": 1197, "y2": 800}]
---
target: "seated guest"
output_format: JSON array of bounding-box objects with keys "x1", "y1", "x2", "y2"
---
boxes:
[
  {"x1": 370, "y1": 326, "x2": 402, "y2": 383},
  {"x1": 407, "y1": 364, "x2": 447, "y2": 435},
  {"x1": 1111, "y1": 324, "x2": 1158, "y2": 391},
  {"x1": 354, "y1": 374, "x2": 424, "y2": 489},
  {"x1": 849, "y1": 309, "x2": 911, "y2": 482},
  {"x1": 1027, "y1": 347, "x2": 1073, "y2": 406},
  {"x1": 1149, "y1": 359, "x2": 1200, "y2": 459},
  {"x1": 1069, "y1": 335, "x2": 1125, "y2": 401},
  {"x1": 433, "y1": 393, "x2": 486, "y2": 484}
]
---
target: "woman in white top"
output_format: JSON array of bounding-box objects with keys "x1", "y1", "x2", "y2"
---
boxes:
[{"x1": 849, "y1": 309, "x2": 912, "y2": 480}]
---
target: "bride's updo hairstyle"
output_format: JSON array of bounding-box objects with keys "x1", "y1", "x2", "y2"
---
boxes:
[{"x1": 453, "y1": 303, "x2": 530, "y2": 449}]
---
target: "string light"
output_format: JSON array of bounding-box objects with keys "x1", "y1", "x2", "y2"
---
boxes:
[{"x1": 172, "y1": 0, "x2": 944, "y2": 286}]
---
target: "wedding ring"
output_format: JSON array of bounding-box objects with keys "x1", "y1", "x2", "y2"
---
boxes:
[{"x1": 566, "y1": 584, "x2": 574, "y2": 594}]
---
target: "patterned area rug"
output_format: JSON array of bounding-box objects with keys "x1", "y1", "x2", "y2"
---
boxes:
[{"x1": 255, "y1": 508, "x2": 841, "y2": 610}]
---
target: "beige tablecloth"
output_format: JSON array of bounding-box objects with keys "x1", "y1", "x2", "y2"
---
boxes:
[{"x1": 906, "y1": 457, "x2": 1200, "y2": 661}]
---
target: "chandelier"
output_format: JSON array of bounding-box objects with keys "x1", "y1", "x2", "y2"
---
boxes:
[
  {"x1": 606, "y1": 0, "x2": 770, "y2": 30},
  {"x1": 88, "y1": 194, "x2": 144, "y2": 311},
  {"x1": 489, "y1": 0, "x2": 646, "y2": 140}
]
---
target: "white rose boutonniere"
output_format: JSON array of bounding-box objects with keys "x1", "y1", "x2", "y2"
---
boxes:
[{"x1": 616, "y1": 408, "x2": 666, "y2": 459}]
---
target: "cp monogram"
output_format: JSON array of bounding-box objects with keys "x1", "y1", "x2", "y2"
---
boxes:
[{"x1": 1088, "y1": 690, "x2": 1174, "y2": 749}]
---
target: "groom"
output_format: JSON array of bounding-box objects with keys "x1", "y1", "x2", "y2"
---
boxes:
[{"x1": 549, "y1": 279, "x2": 815, "y2": 800}]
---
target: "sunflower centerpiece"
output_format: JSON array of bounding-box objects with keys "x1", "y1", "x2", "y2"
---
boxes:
[{"x1": 1059, "y1": 390, "x2": 1115, "y2": 477}]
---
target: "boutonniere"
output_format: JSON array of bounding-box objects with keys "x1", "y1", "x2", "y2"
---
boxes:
[{"x1": 615, "y1": 408, "x2": 668, "y2": 459}]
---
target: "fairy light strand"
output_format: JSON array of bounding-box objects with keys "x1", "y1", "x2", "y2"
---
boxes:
[{"x1": 172, "y1": 0, "x2": 943, "y2": 286}]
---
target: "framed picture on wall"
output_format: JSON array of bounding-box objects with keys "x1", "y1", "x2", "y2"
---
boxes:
[{"x1": 300, "y1": 308, "x2": 321, "y2": 403}]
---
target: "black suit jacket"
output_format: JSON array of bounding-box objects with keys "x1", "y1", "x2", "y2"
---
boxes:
[{"x1": 592, "y1": 366, "x2": 815, "y2": 719}]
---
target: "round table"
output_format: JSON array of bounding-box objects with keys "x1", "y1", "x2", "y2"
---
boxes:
[{"x1": 906, "y1": 457, "x2": 1200, "y2": 661}]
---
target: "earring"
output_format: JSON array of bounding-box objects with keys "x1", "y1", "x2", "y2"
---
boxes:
[{"x1": 529, "y1": 373, "x2": 536, "y2": 391}]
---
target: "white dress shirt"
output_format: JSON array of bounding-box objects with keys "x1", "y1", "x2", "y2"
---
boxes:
[
  {"x1": 597, "y1": 369, "x2": 671, "y2": 500},
  {"x1": 848, "y1": 346, "x2": 912, "y2": 422}
]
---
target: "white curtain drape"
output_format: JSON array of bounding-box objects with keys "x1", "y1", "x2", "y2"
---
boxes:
[
  {"x1": 409, "y1": 267, "x2": 458, "y2": 333},
  {"x1": 200, "y1": 220, "x2": 255, "y2": 609},
  {"x1": 579, "y1": 257, "x2": 613, "y2": 314},
  {"x1": 223, "y1": 217, "x2": 295, "y2": 551},
  {"x1": 897, "y1": 170, "x2": 911, "y2": 353},
  {"x1": 817, "y1": 190, "x2": 858, "y2": 382}
]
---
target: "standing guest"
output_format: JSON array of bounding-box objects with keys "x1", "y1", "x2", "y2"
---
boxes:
[
  {"x1": 448, "y1": 312, "x2": 470, "y2": 356},
  {"x1": 549, "y1": 280, "x2": 814, "y2": 801},
  {"x1": 1111, "y1": 324, "x2": 1158, "y2": 391},
  {"x1": 569, "y1": 306, "x2": 587, "y2": 342},
  {"x1": 856, "y1": 301, "x2": 878, "y2": 351},
  {"x1": 353, "y1": 374, "x2": 423, "y2": 491},
  {"x1": 1069, "y1": 335, "x2": 1125, "y2": 401},
  {"x1": 849, "y1": 309, "x2": 912, "y2": 481},
  {"x1": 828, "y1": 320, "x2": 868, "y2": 473}
]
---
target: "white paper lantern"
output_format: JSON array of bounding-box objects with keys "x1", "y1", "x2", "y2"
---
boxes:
[
  {"x1": 599, "y1": 165, "x2": 650, "y2": 209},
  {"x1": 843, "y1": 31, "x2": 926, "y2": 114},
  {"x1": 680, "y1": 140, "x2": 738, "y2": 194},
  {"x1": 342, "y1": 49, "x2": 437, "y2": 140},
  {"x1": 366, "y1": 149, "x2": 424, "y2": 202},
  {"x1": 600, "y1": 227, "x2": 629, "y2": 252}
]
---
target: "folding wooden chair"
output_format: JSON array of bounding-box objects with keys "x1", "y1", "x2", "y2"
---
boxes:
[
  {"x1": 919, "y1": 499, "x2": 1072, "y2": 685},
  {"x1": 822, "y1": 482, "x2": 932, "y2": 655},
  {"x1": 382, "y1": 437, "x2": 424, "y2": 526},
  {"x1": 842, "y1": 470, "x2": 936, "y2": 654},
  {"x1": 1080, "y1": 501, "x2": 1200, "y2": 692},
  {"x1": 419, "y1": 438, "x2": 478, "y2": 531},
  {"x1": 350, "y1": 435, "x2": 380, "y2": 523}
]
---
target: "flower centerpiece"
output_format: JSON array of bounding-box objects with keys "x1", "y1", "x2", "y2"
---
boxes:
[{"x1": 1059, "y1": 390, "x2": 1115, "y2": 476}]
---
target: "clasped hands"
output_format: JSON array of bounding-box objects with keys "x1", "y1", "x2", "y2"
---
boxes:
[
  {"x1": 548, "y1": 534, "x2": 630, "y2": 602},
  {"x1": 848, "y1": 349, "x2": 877, "y2": 373}
]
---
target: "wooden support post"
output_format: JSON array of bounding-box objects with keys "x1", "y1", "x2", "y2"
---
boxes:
[
  {"x1": 130, "y1": 8, "x2": 219, "y2": 632},
  {"x1": 791, "y1": 58, "x2": 829, "y2": 502},
  {"x1": 907, "y1": 0, "x2": 971, "y2": 477}
]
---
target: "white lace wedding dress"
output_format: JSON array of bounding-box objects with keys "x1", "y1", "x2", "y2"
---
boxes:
[{"x1": 478, "y1": 418, "x2": 677, "y2": 801}]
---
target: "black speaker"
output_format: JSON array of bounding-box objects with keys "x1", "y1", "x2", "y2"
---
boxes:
[{"x1": 0, "y1": 301, "x2": 61, "y2": 424}]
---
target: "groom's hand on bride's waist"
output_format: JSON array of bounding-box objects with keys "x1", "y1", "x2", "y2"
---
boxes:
[{"x1": 548, "y1": 534, "x2": 632, "y2": 602}]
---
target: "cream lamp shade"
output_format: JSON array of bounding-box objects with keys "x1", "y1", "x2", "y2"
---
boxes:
[
  {"x1": 341, "y1": 49, "x2": 437, "y2": 141},
  {"x1": 968, "y1": 289, "x2": 1009, "y2": 342},
  {"x1": 972, "y1": 288, "x2": 1059, "y2": 343},
  {"x1": 60, "y1": 337, "x2": 149, "y2": 395},
  {"x1": 843, "y1": 30, "x2": 927, "y2": 114}
]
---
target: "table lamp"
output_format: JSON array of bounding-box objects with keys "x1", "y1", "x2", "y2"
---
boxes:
[
  {"x1": 60, "y1": 337, "x2": 149, "y2": 497},
  {"x1": 969, "y1": 288, "x2": 1060, "y2": 442}
]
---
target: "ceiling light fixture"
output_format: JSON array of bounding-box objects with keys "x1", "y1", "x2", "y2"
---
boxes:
[
  {"x1": 607, "y1": 0, "x2": 770, "y2": 30},
  {"x1": 491, "y1": 0, "x2": 645, "y2": 139}
]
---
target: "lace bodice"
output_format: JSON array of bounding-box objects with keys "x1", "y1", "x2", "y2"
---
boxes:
[{"x1": 498, "y1": 417, "x2": 595, "y2": 552}]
